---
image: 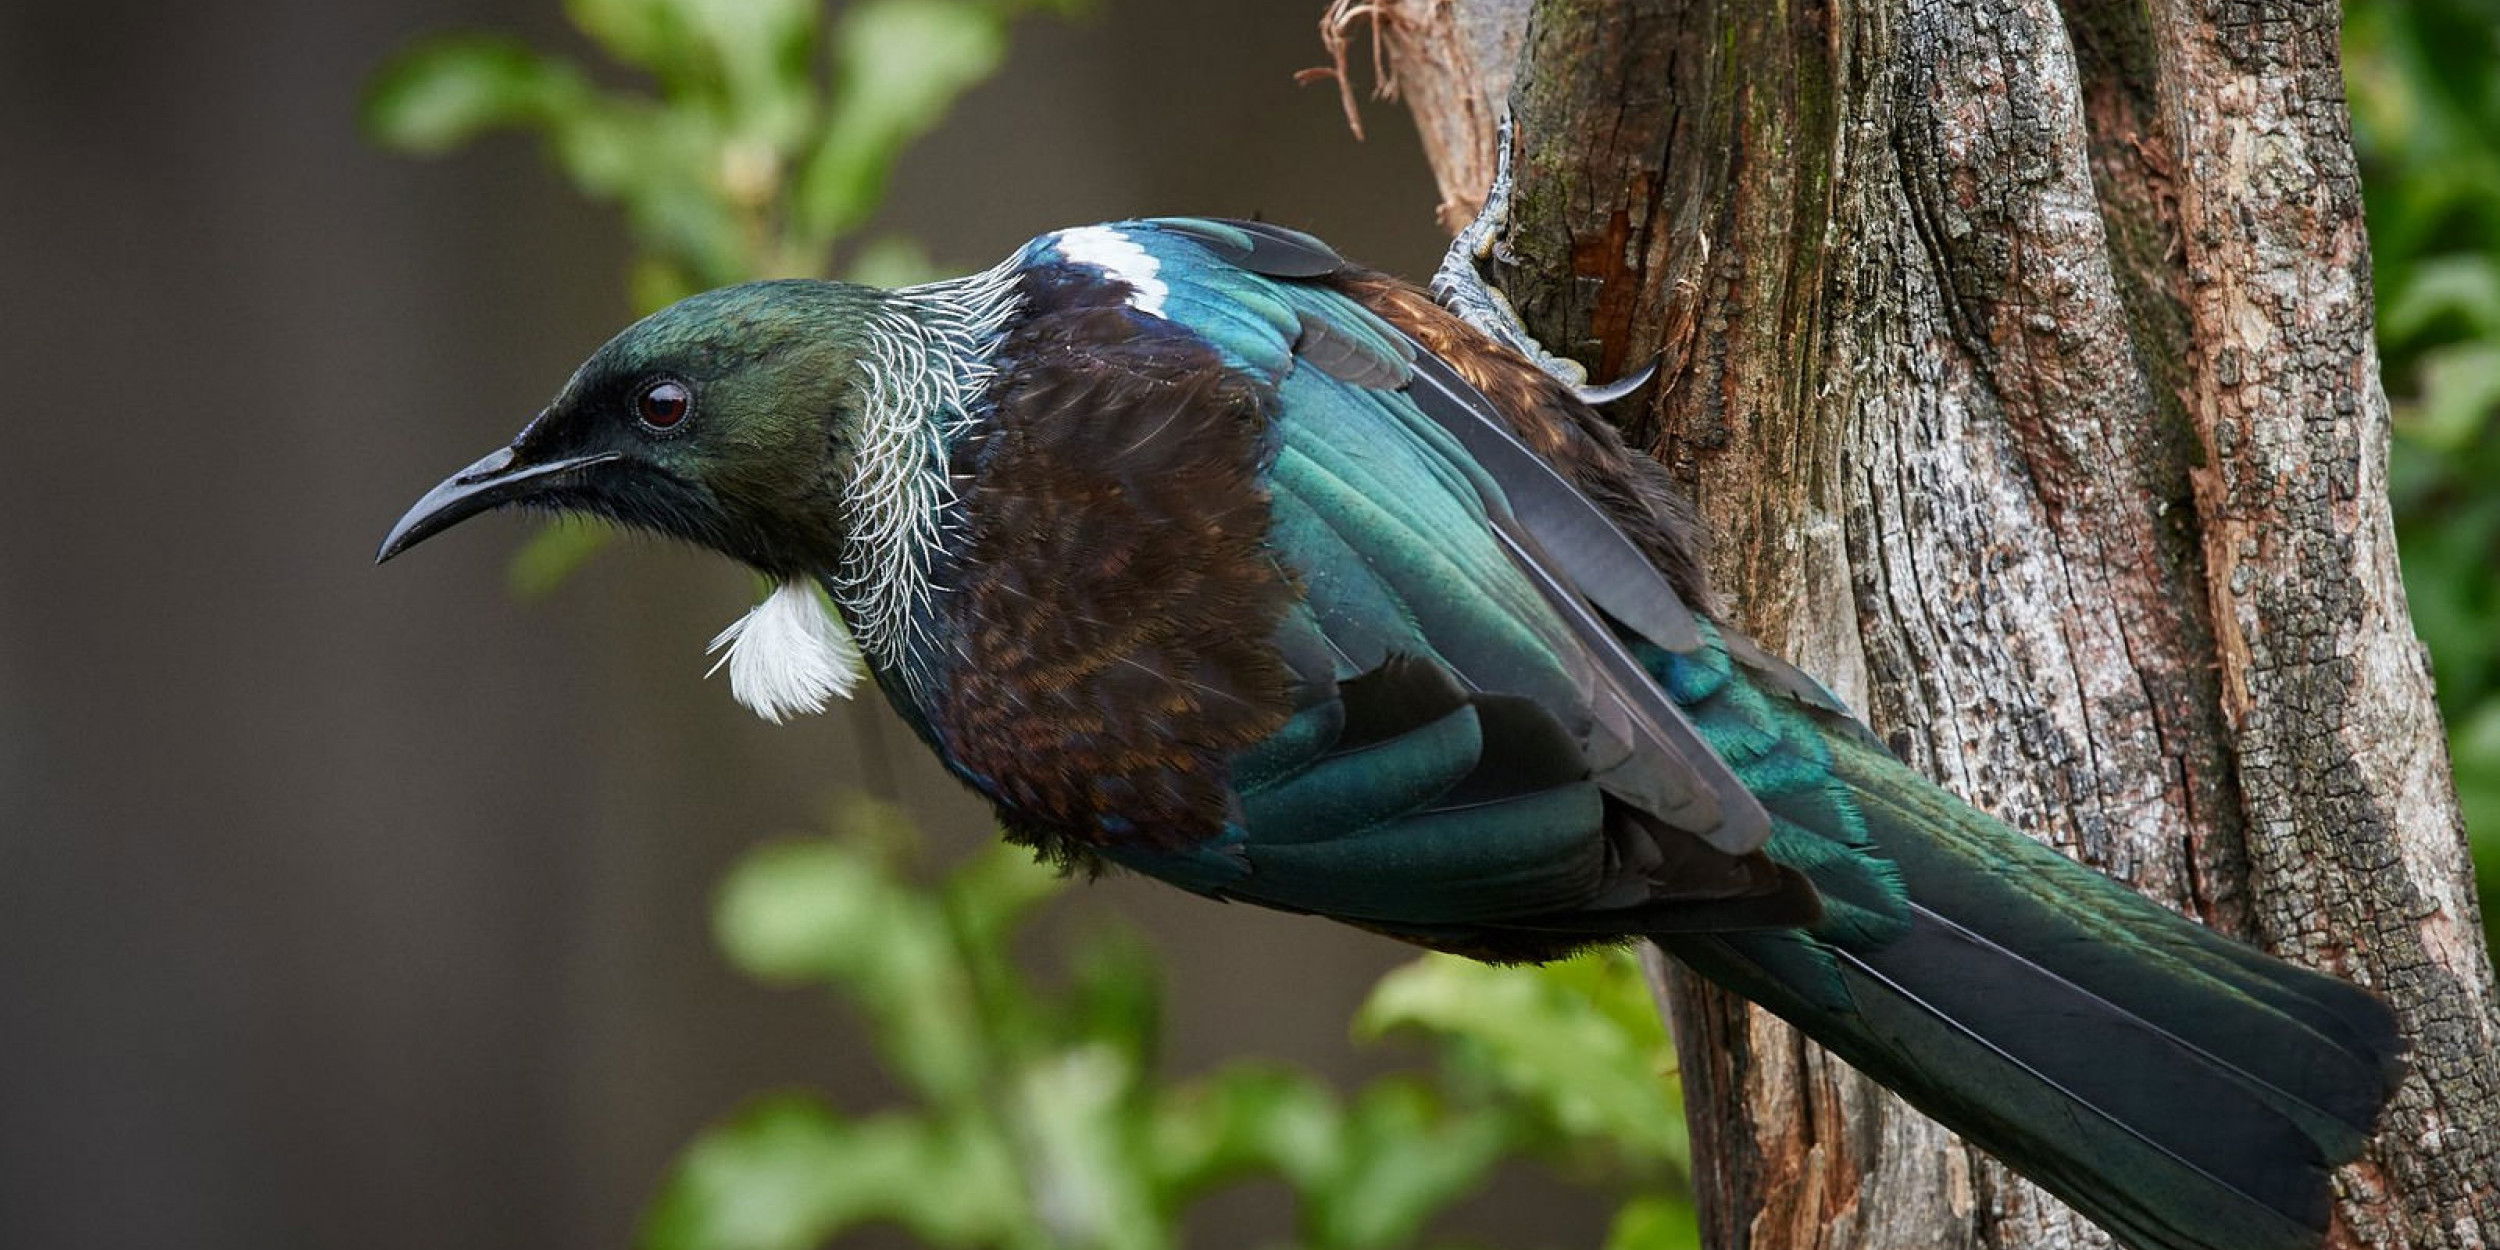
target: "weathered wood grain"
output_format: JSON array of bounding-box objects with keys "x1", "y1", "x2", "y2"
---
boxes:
[{"x1": 1342, "y1": 0, "x2": 2500, "y2": 1245}]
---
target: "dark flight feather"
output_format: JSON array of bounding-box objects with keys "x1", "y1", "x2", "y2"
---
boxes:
[
  {"x1": 1399, "y1": 348, "x2": 1707, "y2": 654},
  {"x1": 1147, "y1": 217, "x2": 1348, "y2": 279}
]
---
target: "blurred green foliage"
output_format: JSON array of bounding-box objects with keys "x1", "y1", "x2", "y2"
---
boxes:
[
  {"x1": 364, "y1": 0, "x2": 1074, "y2": 303},
  {"x1": 2346, "y1": 0, "x2": 2500, "y2": 949},
  {"x1": 643, "y1": 797, "x2": 1699, "y2": 1250}
]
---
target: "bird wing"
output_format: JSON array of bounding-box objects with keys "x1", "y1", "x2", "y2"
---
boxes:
[
  {"x1": 976, "y1": 219, "x2": 1827, "y2": 943},
  {"x1": 940, "y1": 221, "x2": 2398, "y2": 1249}
]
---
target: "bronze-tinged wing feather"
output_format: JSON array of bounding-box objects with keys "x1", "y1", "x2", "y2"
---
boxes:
[{"x1": 938, "y1": 271, "x2": 1300, "y2": 861}]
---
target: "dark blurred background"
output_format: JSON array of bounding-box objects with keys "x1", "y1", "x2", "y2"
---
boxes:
[
  {"x1": 0, "y1": 4, "x2": 1503, "y2": 1248},
  {"x1": 9, "y1": 3, "x2": 2499, "y2": 1249}
]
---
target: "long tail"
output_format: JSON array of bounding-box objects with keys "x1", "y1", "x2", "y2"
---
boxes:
[{"x1": 1657, "y1": 731, "x2": 2404, "y2": 1250}]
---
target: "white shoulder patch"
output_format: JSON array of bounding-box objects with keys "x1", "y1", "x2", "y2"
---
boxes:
[
  {"x1": 1054, "y1": 226, "x2": 1169, "y2": 318},
  {"x1": 706, "y1": 579, "x2": 865, "y2": 724}
]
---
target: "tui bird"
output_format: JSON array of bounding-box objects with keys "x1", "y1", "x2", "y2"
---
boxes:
[{"x1": 380, "y1": 183, "x2": 2403, "y2": 1248}]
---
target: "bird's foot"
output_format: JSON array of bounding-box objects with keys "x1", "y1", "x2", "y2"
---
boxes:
[{"x1": 1430, "y1": 115, "x2": 1655, "y2": 407}]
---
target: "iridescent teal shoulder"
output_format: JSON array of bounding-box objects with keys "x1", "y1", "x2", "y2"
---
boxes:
[{"x1": 1021, "y1": 220, "x2": 1411, "y2": 389}]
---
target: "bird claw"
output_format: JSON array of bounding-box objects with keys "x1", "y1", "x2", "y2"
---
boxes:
[
  {"x1": 1432, "y1": 114, "x2": 1654, "y2": 408},
  {"x1": 1573, "y1": 355, "x2": 1661, "y2": 407}
]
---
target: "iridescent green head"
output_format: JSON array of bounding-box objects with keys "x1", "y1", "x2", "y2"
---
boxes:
[{"x1": 378, "y1": 279, "x2": 890, "y2": 577}]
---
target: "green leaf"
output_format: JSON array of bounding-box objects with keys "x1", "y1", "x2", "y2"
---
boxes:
[
  {"x1": 1062, "y1": 926, "x2": 1163, "y2": 1060},
  {"x1": 794, "y1": 0, "x2": 1006, "y2": 244},
  {"x1": 2404, "y1": 341, "x2": 2500, "y2": 450},
  {"x1": 2384, "y1": 254, "x2": 2500, "y2": 346},
  {"x1": 713, "y1": 819, "x2": 989, "y2": 1103},
  {"x1": 562, "y1": 0, "x2": 682, "y2": 76},
  {"x1": 1357, "y1": 952, "x2": 1686, "y2": 1169},
  {"x1": 363, "y1": 35, "x2": 589, "y2": 153},
  {"x1": 942, "y1": 840, "x2": 1067, "y2": 1057},
  {"x1": 638, "y1": 1096, "x2": 895, "y2": 1250},
  {"x1": 1308, "y1": 1079, "x2": 1512, "y2": 1250},
  {"x1": 684, "y1": 0, "x2": 822, "y2": 143},
  {"x1": 550, "y1": 100, "x2": 758, "y2": 288},
  {"x1": 641, "y1": 1096, "x2": 1026, "y2": 1250},
  {"x1": 641, "y1": 1095, "x2": 850, "y2": 1250},
  {"x1": 1009, "y1": 1045, "x2": 1164, "y2": 1250},
  {"x1": 564, "y1": 0, "x2": 815, "y2": 125},
  {"x1": 943, "y1": 839, "x2": 1066, "y2": 948},
  {"x1": 1532, "y1": 946, "x2": 1675, "y2": 1051},
  {"x1": 1147, "y1": 1063, "x2": 1345, "y2": 1196},
  {"x1": 1603, "y1": 1195, "x2": 1703, "y2": 1250},
  {"x1": 713, "y1": 836, "x2": 896, "y2": 985}
]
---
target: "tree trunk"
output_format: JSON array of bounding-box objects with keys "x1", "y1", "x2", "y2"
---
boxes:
[{"x1": 1333, "y1": 1, "x2": 2500, "y2": 1247}]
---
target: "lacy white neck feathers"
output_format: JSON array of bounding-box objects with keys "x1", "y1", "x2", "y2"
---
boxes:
[{"x1": 710, "y1": 258, "x2": 1021, "y2": 723}]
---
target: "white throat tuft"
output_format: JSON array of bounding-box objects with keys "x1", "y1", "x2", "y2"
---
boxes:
[{"x1": 706, "y1": 579, "x2": 865, "y2": 723}]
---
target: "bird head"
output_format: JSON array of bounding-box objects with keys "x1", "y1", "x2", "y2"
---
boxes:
[{"x1": 377, "y1": 279, "x2": 890, "y2": 577}]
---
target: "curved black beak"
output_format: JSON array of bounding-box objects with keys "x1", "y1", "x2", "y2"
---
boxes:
[{"x1": 376, "y1": 445, "x2": 624, "y2": 564}]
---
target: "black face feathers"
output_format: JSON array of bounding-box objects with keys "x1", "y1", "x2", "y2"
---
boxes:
[{"x1": 382, "y1": 280, "x2": 898, "y2": 575}]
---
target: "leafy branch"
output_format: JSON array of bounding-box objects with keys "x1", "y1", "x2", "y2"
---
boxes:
[
  {"x1": 641, "y1": 797, "x2": 1699, "y2": 1250},
  {"x1": 367, "y1": 0, "x2": 1078, "y2": 303}
]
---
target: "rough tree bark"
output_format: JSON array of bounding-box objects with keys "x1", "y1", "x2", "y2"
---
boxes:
[{"x1": 1327, "y1": 2, "x2": 2500, "y2": 1248}]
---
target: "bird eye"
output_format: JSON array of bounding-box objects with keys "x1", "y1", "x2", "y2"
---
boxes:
[{"x1": 635, "y1": 379, "x2": 692, "y2": 431}]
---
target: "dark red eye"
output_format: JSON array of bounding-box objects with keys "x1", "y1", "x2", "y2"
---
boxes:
[{"x1": 635, "y1": 379, "x2": 691, "y2": 430}]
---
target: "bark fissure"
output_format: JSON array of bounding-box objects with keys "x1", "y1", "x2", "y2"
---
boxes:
[{"x1": 2149, "y1": 5, "x2": 2500, "y2": 1244}]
